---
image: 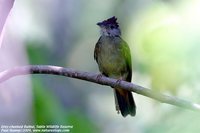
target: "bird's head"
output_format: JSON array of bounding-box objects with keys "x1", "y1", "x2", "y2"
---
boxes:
[{"x1": 97, "y1": 16, "x2": 121, "y2": 37}]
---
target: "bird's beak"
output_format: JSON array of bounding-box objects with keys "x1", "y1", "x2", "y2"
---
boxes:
[{"x1": 97, "y1": 22, "x2": 103, "y2": 27}]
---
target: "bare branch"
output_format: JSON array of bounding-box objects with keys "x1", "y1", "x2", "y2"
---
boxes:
[{"x1": 0, "y1": 65, "x2": 200, "y2": 111}]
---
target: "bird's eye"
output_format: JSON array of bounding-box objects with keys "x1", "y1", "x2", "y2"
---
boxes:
[{"x1": 110, "y1": 25, "x2": 114, "y2": 29}]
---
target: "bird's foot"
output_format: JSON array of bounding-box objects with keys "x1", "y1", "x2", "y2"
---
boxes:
[
  {"x1": 114, "y1": 78, "x2": 123, "y2": 88},
  {"x1": 96, "y1": 73, "x2": 103, "y2": 82}
]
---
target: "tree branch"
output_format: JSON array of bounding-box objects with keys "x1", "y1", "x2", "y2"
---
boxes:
[{"x1": 0, "y1": 65, "x2": 200, "y2": 111}]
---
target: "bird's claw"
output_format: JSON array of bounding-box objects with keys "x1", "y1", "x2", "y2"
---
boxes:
[
  {"x1": 114, "y1": 78, "x2": 123, "y2": 88},
  {"x1": 96, "y1": 73, "x2": 103, "y2": 82},
  {"x1": 116, "y1": 79, "x2": 122, "y2": 84}
]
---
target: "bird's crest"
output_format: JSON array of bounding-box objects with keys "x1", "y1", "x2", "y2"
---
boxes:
[{"x1": 97, "y1": 16, "x2": 119, "y2": 27}]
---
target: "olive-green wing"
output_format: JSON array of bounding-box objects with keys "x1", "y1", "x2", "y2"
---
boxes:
[{"x1": 120, "y1": 38, "x2": 132, "y2": 82}]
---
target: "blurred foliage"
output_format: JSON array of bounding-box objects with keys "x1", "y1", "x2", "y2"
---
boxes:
[
  {"x1": 67, "y1": 111, "x2": 99, "y2": 133},
  {"x1": 32, "y1": 77, "x2": 98, "y2": 133},
  {"x1": 128, "y1": 1, "x2": 200, "y2": 95},
  {"x1": 14, "y1": 0, "x2": 200, "y2": 132},
  {"x1": 26, "y1": 40, "x2": 50, "y2": 64},
  {"x1": 32, "y1": 77, "x2": 66, "y2": 124},
  {"x1": 27, "y1": 42, "x2": 98, "y2": 132},
  {"x1": 145, "y1": 110, "x2": 200, "y2": 133}
]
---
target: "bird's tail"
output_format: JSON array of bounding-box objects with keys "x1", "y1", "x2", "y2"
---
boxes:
[{"x1": 114, "y1": 88, "x2": 136, "y2": 117}]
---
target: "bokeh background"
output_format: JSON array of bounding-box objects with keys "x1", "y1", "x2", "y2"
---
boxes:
[{"x1": 1, "y1": 0, "x2": 200, "y2": 132}]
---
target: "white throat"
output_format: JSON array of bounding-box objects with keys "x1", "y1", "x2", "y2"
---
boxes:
[{"x1": 100, "y1": 28, "x2": 121, "y2": 37}]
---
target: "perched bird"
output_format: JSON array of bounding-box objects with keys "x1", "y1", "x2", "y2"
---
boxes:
[{"x1": 94, "y1": 16, "x2": 136, "y2": 117}]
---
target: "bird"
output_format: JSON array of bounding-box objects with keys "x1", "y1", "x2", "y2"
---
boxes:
[{"x1": 94, "y1": 16, "x2": 136, "y2": 117}]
